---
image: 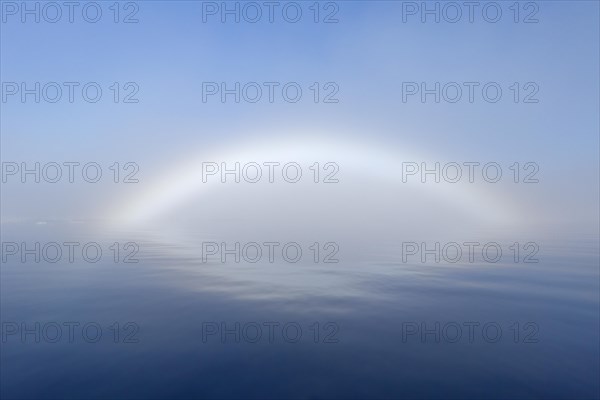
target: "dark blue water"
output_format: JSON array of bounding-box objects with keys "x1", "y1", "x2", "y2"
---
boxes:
[{"x1": 1, "y1": 223, "x2": 598, "y2": 399}]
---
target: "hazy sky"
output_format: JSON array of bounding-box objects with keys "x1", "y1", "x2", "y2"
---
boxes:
[{"x1": 1, "y1": 1, "x2": 598, "y2": 237}]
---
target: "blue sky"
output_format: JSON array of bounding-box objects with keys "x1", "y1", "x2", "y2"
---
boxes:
[{"x1": 1, "y1": 1, "x2": 598, "y2": 236}]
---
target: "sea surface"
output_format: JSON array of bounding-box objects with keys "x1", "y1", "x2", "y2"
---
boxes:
[{"x1": 1, "y1": 223, "x2": 599, "y2": 399}]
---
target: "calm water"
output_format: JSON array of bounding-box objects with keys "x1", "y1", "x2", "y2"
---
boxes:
[{"x1": 1, "y1": 223, "x2": 599, "y2": 399}]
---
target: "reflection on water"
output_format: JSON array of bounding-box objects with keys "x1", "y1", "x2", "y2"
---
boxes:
[{"x1": 1, "y1": 223, "x2": 599, "y2": 399}]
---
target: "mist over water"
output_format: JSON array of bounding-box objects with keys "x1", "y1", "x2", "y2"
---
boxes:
[{"x1": 2, "y1": 1, "x2": 599, "y2": 399}]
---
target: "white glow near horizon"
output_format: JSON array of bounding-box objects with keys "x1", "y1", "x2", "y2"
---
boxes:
[{"x1": 110, "y1": 133, "x2": 522, "y2": 233}]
